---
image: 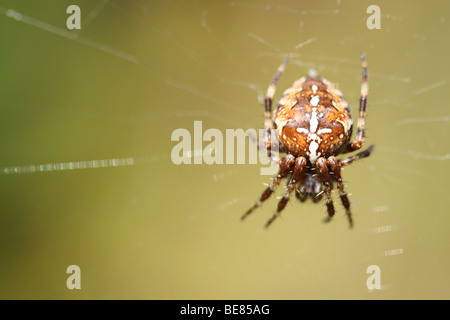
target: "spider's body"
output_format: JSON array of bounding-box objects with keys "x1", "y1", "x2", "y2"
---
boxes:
[
  {"x1": 274, "y1": 77, "x2": 352, "y2": 163},
  {"x1": 243, "y1": 54, "x2": 374, "y2": 228}
]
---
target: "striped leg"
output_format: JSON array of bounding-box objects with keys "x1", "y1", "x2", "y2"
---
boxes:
[
  {"x1": 242, "y1": 154, "x2": 295, "y2": 220},
  {"x1": 344, "y1": 53, "x2": 368, "y2": 153},
  {"x1": 265, "y1": 157, "x2": 306, "y2": 228},
  {"x1": 316, "y1": 158, "x2": 335, "y2": 223},
  {"x1": 340, "y1": 145, "x2": 374, "y2": 168},
  {"x1": 264, "y1": 59, "x2": 289, "y2": 157},
  {"x1": 327, "y1": 156, "x2": 353, "y2": 228},
  {"x1": 246, "y1": 129, "x2": 280, "y2": 165}
]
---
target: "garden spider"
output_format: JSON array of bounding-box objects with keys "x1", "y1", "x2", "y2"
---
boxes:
[{"x1": 242, "y1": 54, "x2": 374, "y2": 228}]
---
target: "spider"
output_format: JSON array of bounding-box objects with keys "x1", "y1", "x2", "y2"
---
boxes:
[{"x1": 242, "y1": 53, "x2": 374, "y2": 228}]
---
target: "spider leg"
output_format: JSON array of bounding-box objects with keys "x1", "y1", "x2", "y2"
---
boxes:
[
  {"x1": 265, "y1": 157, "x2": 306, "y2": 228},
  {"x1": 242, "y1": 154, "x2": 295, "y2": 220},
  {"x1": 343, "y1": 53, "x2": 368, "y2": 153},
  {"x1": 295, "y1": 181, "x2": 307, "y2": 202},
  {"x1": 327, "y1": 156, "x2": 353, "y2": 228},
  {"x1": 264, "y1": 59, "x2": 289, "y2": 157},
  {"x1": 316, "y1": 157, "x2": 335, "y2": 223},
  {"x1": 340, "y1": 145, "x2": 374, "y2": 168},
  {"x1": 246, "y1": 130, "x2": 280, "y2": 165}
]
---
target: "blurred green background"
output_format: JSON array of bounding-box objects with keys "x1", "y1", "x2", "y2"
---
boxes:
[{"x1": 0, "y1": 0, "x2": 449, "y2": 299}]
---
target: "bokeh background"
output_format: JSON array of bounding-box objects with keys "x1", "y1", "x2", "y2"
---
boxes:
[{"x1": 0, "y1": 0, "x2": 449, "y2": 299}]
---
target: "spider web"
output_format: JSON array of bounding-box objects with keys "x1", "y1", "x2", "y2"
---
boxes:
[{"x1": 0, "y1": 0, "x2": 449, "y2": 299}]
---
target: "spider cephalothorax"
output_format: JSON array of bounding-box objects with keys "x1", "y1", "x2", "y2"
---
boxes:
[{"x1": 243, "y1": 54, "x2": 374, "y2": 228}]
